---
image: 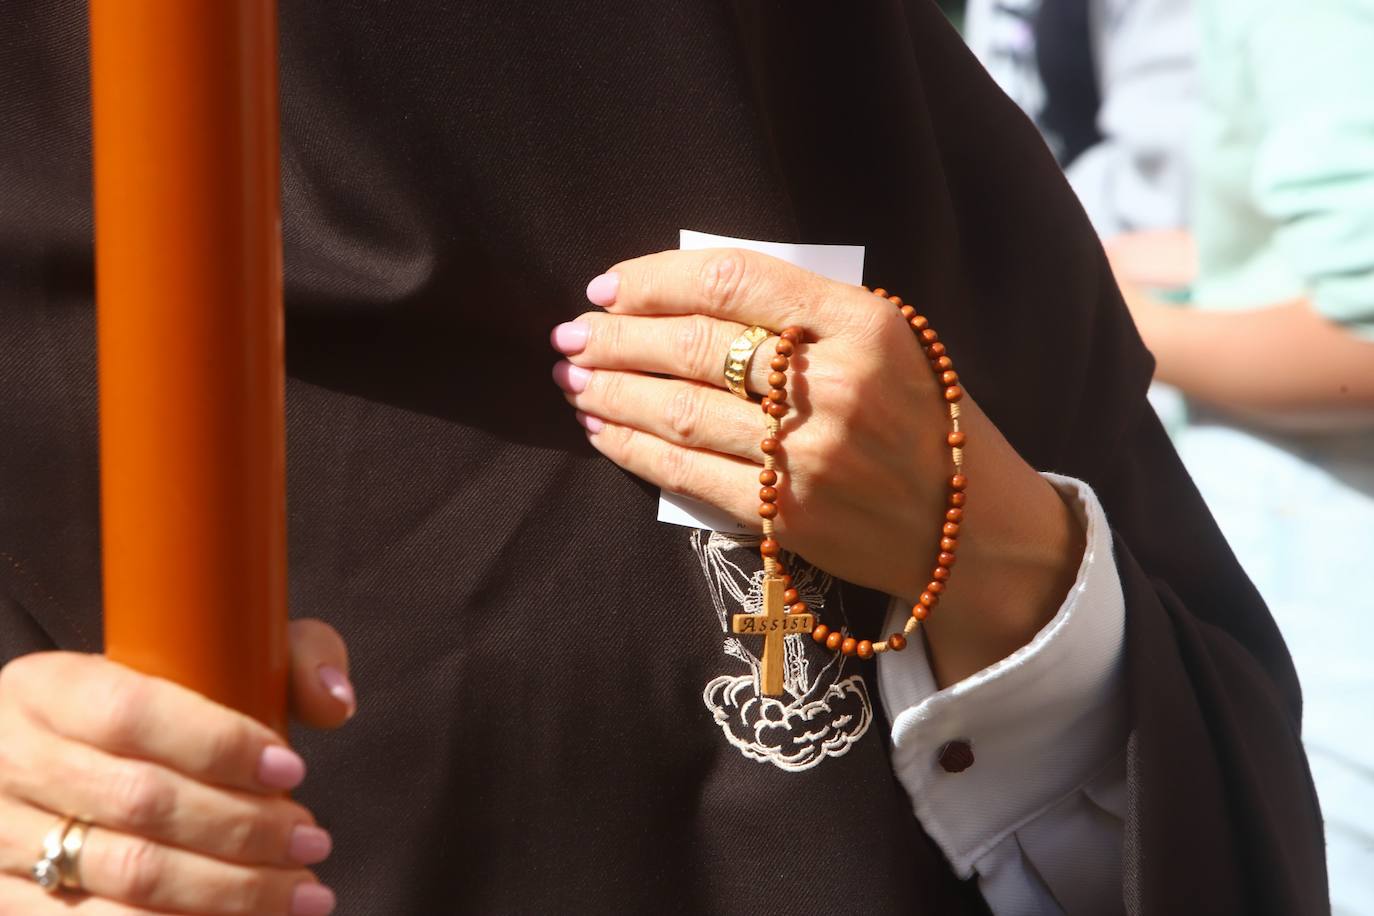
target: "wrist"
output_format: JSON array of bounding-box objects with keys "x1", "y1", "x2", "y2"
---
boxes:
[{"x1": 916, "y1": 397, "x2": 1086, "y2": 687}]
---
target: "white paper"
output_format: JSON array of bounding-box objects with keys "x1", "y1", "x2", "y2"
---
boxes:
[{"x1": 657, "y1": 230, "x2": 865, "y2": 532}]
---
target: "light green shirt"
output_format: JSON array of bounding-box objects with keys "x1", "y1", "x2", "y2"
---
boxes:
[{"x1": 1195, "y1": 0, "x2": 1374, "y2": 340}]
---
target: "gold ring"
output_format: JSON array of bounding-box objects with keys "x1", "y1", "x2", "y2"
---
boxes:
[
  {"x1": 31, "y1": 816, "x2": 91, "y2": 895},
  {"x1": 723, "y1": 326, "x2": 771, "y2": 399},
  {"x1": 60, "y1": 819, "x2": 89, "y2": 892}
]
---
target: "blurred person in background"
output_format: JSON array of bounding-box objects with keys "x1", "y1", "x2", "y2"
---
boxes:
[
  {"x1": 1111, "y1": 2, "x2": 1374, "y2": 913},
  {"x1": 964, "y1": 0, "x2": 1197, "y2": 246},
  {"x1": 969, "y1": 0, "x2": 1374, "y2": 910}
]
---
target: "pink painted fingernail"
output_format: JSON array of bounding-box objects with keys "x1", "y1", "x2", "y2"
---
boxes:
[
  {"x1": 290, "y1": 882, "x2": 337, "y2": 916},
  {"x1": 288, "y1": 826, "x2": 334, "y2": 866},
  {"x1": 550, "y1": 321, "x2": 589, "y2": 354},
  {"x1": 552, "y1": 361, "x2": 592, "y2": 393},
  {"x1": 258, "y1": 746, "x2": 307, "y2": 791},
  {"x1": 586, "y1": 271, "x2": 620, "y2": 306},
  {"x1": 575, "y1": 411, "x2": 605, "y2": 434},
  {"x1": 317, "y1": 665, "x2": 356, "y2": 719}
]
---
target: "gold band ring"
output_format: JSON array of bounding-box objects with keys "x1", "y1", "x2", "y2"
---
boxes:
[
  {"x1": 723, "y1": 325, "x2": 771, "y2": 399},
  {"x1": 60, "y1": 818, "x2": 89, "y2": 892}
]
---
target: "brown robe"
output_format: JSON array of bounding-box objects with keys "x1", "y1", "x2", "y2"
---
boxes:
[{"x1": 0, "y1": 1, "x2": 1328, "y2": 912}]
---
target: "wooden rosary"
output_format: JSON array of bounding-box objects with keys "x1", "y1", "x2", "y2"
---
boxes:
[{"x1": 731, "y1": 287, "x2": 966, "y2": 696}]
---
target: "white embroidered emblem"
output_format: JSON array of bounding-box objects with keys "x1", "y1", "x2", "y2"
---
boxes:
[{"x1": 693, "y1": 530, "x2": 873, "y2": 772}]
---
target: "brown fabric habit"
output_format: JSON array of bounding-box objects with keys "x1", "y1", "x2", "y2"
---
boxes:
[{"x1": 0, "y1": 1, "x2": 1327, "y2": 913}]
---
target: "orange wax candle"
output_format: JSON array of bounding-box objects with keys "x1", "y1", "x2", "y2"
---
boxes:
[{"x1": 90, "y1": 0, "x2": 288, "y2": 732}]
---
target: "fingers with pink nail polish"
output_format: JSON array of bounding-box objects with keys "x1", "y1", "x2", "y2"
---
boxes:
[
  {"x1": 259, "y1": 745, "x2": 308, "y2": 791},
  {"x1": 289, "y1": 825, "x2": 335, "y2": 866},
  {"x1": 575, "y1": 411, "x2": 605, "y2": 434},
  {"x1": 552, "y1": 361, "x2": 593, "y2": 393},
  {"x1": 550, "y1": 321, "x2": 590, "y2": 355},
  {"x1": 586, "y1": 272, "x2": 620, "y2": 306}
]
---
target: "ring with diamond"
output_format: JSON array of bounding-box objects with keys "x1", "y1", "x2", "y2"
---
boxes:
[{"x1": 32, "y1": 816, "x2": 89, "y2": 895}]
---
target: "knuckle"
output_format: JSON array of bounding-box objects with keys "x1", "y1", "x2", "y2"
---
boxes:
[
  {"x1": 107, "y1": 763, "x2": 175, "y2": 832},
  {"x1": 697, "y1": 251, "x2": 750, "y2": 315},
  {"x1": 194, "y1": 718, "x2": 251, "y2": 778},
  {"x1": 224, "y1": 799, "x2": 301, "y2": 863},
  {"x1": 590, "y1": 368, "x2": 621, "y2": 405},
  {"x1": 658, "y1": 442, "x2": 696, "y2": 495},
  {"x1": 91, "y1": 676, "x2": 152, "y2": 750},
  {"x1": 675, "y1": 315, "x2": 718, "y2": 378},
  {"x1": 108, "y1": 836, "x2": 165, "y2": 905},
  {"x1": 664, "y1": 385, "x2": 705, "y2": 444}
]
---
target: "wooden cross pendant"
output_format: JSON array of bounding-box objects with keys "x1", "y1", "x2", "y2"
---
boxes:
[{"x1": 732, "y1": 576, "x2": 815, "y2": 696}]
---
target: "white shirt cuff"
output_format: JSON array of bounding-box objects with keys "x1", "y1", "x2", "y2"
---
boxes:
[{"x1": 876, "y1": 473, "x2": 1128, "y2": 878}]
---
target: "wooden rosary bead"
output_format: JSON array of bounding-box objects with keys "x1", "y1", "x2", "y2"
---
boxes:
[
  {"x1": 758, "y1": 503, "x2": 778, "y2": 519},
  {"x1": 947, "y1": 431, "x2": 966, "y2": 448},
  {"x1": 900, "y1": 305, "x2": 916, "y2": 320},
  {"x1": 919, "y1": 591, "x2": 938, "y2": 608},
  {"x1": 761, "y1": 437, "x2": 780, "y2": 455},
  {"x1": 926, "y1": 580, "x2": 945, "y2": 595},
  {"x1": 887, "y1": 295, "x2": 903, "y2": 307},
  {"x1": 790, "y1": 601, "x2": 809, "y2": 616},
  {"x1": 826, "y1": 631, "x2": 843, "y2": 651},
  {"x1": 775, "y1": 339, "x2": 794, "y2": 357},
  {"x1": 766, "y1": 401, "x2": 789, "y2": 419},
  {"x1": 760, "y1": 538, "x2": 780, "y2": 557},
  {"x1": 926, "y1": 342, "x2": 947, "y2": 358},
  {"x1": 840, "y1": 637, "x2": 857, "y2": 656},
  {"x1": 946, "y1": 507, "x2": 963, "y2": 522},
  {"x1": 920, "y1": 328, "x2": 939, "y2": 345},
  {"x1": 940, "y1": 537, "x2": 958, "y2": 552},
  {"x1": 872, "y1": 288, "x2": 887, "y2": 298},
  {"x1": 949, "y1": 491, "x2": 966, "y2": 507},
  {"x1": 888, "y1": 633, "x2": 908, "y2": 652},
  {"x1": 812, "y1": 624, "x2": 830, "y2": 643},
  {"x1": 932, "y1": 566, "x2": 951, "y2": 581},
  {"x1": 783, "y1": 587, "x2": 799, "y2": 604},
  {"x1": 781, "y1": 327, "x2": 804, "y2": 344},
  {"x1": 950, "y1": 474, "x2": 967, "y2": 490},
  {"x1": 759, "y1": 469, "x2": 778, "y2": 486},
  {"x1": 938, "y1": 553, "x2": 957, "y2": 569},
  {"x1": 766, "y1": 388, "x2": 787, "y2": 403},
  {"x1": 944, "y1": 385, "x2": 963, "y2": 403},
  {"x1": 941, "y1": 370, "x2": 959, "y2": 386},
  {"x1": 857, "y1": 640, "x2": 874, "y2": 660},
  {"x1": 912, "y1": 604, "x2": 930, "y2": 621},
  {"x1": 768, "y1": 371, "x2": 787, "y2": 388},
  {"x1": 770, "y1": 354, "x2": 789, "y2": 372},
  {"x1": 760, "y1": 486, "x2": 778, "y2": 502},
  {"x1": 943, "y1": 522, "x2": 960, "y2": 537},
  {"x1": 910, "y1": 314, "x2": 929, "y2": 332},
  {"x1": 934, "y1": 355, "x2": 953, "y2": 372}
]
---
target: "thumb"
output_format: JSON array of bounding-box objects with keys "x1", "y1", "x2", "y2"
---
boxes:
[{"x1": 288, "y1": 618, "x2": 356, "y2": 729}]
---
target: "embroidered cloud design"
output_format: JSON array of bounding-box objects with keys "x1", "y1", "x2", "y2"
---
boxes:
[
  {"x1": 690, "y1": 529, "x2": 876, "y2": 771},
  {"x1": 702, "y1": 673, "x2": 872, "y2": 772}
]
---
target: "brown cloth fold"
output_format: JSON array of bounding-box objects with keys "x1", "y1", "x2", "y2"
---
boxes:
[{"x1": 0, "y1": 1, "x2": 1326, "y2": 913}]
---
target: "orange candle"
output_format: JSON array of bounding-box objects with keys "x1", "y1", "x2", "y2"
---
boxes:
[{"x1": 90, "y1": 0, "x2": 288, "y2": 732}]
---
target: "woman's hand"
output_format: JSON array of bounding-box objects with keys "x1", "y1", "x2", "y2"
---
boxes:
[
  {"x1": 551, "y1": 248, "x2": 1084, "y2": 685},
  {"x1": 0, "y1": 620, "x2": 354, "y2": 915}
]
